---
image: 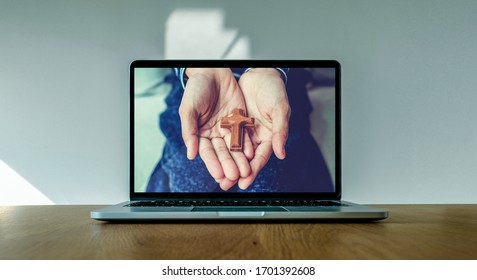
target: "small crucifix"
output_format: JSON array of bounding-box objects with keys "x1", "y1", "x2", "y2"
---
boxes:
[{"x1": 220, "y1": 108, "x2": 255, "y2": 152}]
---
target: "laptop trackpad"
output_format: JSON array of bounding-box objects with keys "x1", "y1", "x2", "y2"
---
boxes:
[{"x1": 192, "y1": 207, "x2": 286, "y2": 212}]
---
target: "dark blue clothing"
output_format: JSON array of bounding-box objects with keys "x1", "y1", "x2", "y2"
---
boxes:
[{"x1": 147, "y1": 68, "x2": 334, "y2": 193}]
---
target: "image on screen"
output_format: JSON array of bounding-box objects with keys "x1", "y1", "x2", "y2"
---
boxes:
[{"x1": 134, "y1": 67, "x2": 336, "y2": 193}]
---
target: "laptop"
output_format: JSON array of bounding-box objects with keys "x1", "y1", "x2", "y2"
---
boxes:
[{"x1": 91, "y1": 60, "x2": 388, "y2": 221}]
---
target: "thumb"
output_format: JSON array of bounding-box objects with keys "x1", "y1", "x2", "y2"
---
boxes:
[
  {"x1": 178, "y1": 103, "x2": 199, "y2": 160},
  {"x1": 271, "y1": 104, "x2": 290, "y2": 160}
]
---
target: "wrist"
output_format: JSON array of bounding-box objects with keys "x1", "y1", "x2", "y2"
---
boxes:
[
  {"x1": 186, "y1": 68, "x2": 230, "y2": 80},
  {"x1": 183, "y1": 68, "x2": 231, "y2": 89},
  {"x1": 243, "y1": 68, "x2": 287, "y2": 83}
]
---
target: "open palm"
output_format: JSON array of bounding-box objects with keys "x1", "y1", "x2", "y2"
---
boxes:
[
  {"x1": 179, "y1": 68, "x2": 253, "y2": 190},
  {"x1": 237, "y1": 68, "x2": 290, "y2": 190}
]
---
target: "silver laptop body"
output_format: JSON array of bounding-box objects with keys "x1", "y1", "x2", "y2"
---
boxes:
[{"x1": 91, "y1": 60, "x2": 388, "y2": 221}]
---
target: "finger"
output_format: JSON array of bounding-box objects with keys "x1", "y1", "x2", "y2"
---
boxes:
[
  {"x1": 178, "y1": 103, "x2": 199, "y2": 160},
  {"x1": 225, "y1": 134, "x2": 251, "y2": 178},
  {"x1": 238, "y1": 142, "x2": 273, "y2": 190},
  {"x1": 198, "y1": 138, "x2": 224, "y2": 180},
  {"x1": 243, "y1": 130, "x2": 254, "y2": 161},
  {"x1": 219, "y1": 178, "x2": 237, "y2": 191},
  {"x1": 211, "y1": 137, "x2": 240, "y2": 182},
  {"x1": 272, "y1": 105, "x2": 290, "y2": 160},
  {"x1": 214, "y1": 177, "x2": 237, "y2": 190}
]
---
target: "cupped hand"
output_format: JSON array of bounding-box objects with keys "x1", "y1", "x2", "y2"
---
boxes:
[
  {"x1": 237, "y1": 68, "x2": 291, "y2": 190},
  {"x1": 178, "y1": 68, "x2": 254, "y2": 190}
]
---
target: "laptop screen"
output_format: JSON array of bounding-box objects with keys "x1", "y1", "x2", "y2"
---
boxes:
[{"x1": 131, "y1": 61, "x2": 340, "y2": 198}]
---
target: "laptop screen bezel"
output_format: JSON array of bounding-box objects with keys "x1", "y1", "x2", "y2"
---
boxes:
[{"x1": 130, "y1": 60, "x2": 341, "y2": 200}]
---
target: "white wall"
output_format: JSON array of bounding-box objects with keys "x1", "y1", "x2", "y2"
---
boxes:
[{"x1": 1, "y1": 0, "x2": 476, "y2": 204}]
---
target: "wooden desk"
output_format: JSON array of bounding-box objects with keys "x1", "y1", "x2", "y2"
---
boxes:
[{"x1": 1, "y1": 205, "x2": 476, "y2": 259}]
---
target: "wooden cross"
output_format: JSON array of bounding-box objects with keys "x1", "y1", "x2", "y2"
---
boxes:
[{"x1": 220, "y1": 108, "x2": 254, "y2": 152}]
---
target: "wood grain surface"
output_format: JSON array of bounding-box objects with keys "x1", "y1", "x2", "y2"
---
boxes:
[{"x1": 1, "y1": 205, "x2": 476, "y2": 259}]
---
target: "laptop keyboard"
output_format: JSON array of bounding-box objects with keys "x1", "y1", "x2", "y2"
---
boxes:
[{"x1": 125, "y1": 200, "x2": 348, "y2": 207}]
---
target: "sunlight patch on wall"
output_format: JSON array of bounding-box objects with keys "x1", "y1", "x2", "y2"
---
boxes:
[
  {"x1": 165, "y1": 8, "x2": 250, "y2": 59},
  {"x1": 0, "y1": 160, "x2": 53, "y2": 205}
]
